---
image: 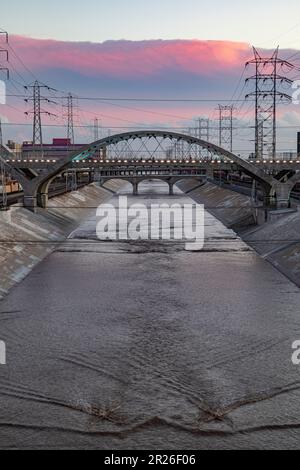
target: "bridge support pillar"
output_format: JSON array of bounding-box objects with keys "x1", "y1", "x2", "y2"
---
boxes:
[
  {"x1": 37, "y1": 192, "x2": 49, "y2": 209},
  {"x1": 169, "y1": 183, "x2": 174, "y2": 196},
  {"x1": 263, "y1": 182, "x2": 292, "y2": 209},
  {"x1": 273, "y1": 183, "x2": 292, "y2": 209},
  {"x1": 133, "y1": 182, "x2": 138, "y2": 196},
  {"x1": 23, "y1": 194, "x2": 37, "y2": 213},
  {"x1": 206, "y1": 169, "x2": 214, "y2": 181},
  {"x1": 263, "y1": 194, "x2": 276, "y2": 208}
]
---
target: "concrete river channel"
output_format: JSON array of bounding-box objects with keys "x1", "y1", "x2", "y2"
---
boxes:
[{"x1": 0, "y1": 181, "x2": 300, "y2": 449}]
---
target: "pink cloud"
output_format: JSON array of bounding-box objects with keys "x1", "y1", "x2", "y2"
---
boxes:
[{"x1": 9, "y1": 35, "x2": 251, "y2": 78}]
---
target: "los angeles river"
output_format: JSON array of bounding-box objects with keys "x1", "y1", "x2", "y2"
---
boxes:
[{"x1": 0, "y1": 181, "x2": 300, "y2": 449}]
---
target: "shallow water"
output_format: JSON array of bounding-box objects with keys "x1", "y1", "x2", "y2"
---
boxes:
[{"x1": 0, "y1": 181, "x2": 300, "y2": 450}]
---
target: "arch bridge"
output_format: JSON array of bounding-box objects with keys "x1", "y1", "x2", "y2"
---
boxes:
[{"x1": 2, "y1": 130, "x2": 300, "y2": 210}]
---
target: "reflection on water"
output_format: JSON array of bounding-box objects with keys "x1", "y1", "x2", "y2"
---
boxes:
[
  {"x1": 70, "y1": 181, "x2": 250, "y2": 253},
  {"x1": 0, "y1": 181, "x2": 300, "y2": 450}
]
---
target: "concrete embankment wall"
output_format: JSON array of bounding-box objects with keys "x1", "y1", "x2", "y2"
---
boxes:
[
  {"x1": 177, "y1": 180, "x2": 300, "y2": 287},
  {"x1": 0, "y1": 181, "x2": 124, "y2": 299},
  {"x1": 176, "y1": 180, "x2": 255, "y2": 229}
]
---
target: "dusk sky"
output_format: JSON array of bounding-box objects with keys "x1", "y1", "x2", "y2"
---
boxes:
[
  {"x1": 2, "y1": 0, "x2": 300, "y2": 48},
  {"x1": 1, "y1": 0, "x2": 300, "y2": 154}
]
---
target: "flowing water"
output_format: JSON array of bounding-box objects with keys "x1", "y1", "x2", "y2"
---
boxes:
[{"x1": 0, "y1": 181, "x2": 300, "y2": 450}]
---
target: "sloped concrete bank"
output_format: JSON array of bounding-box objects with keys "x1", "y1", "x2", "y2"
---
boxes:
[
  {"x1": 177, "y1": 180, "x2": 255, "y2": 230},
  {"x1": 0, "y1": 181, "x2": 124, "y2": 299},
  {"x1": 177, "y1": 180, "x2": 300, "y2": 287}
]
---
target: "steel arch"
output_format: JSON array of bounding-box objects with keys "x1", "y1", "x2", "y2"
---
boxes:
[{"x1": 34, "y1": 130, "x2": 273, "y2": 190}]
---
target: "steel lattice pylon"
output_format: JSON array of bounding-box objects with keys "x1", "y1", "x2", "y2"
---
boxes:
[
  {"x1": 189, "y1": 118, "x2": 210, "y2": 158},
  {"x1": 32, "y1": 81, "x2": 42, "y2": 148},
  {"x1": 94, "y1": 118, "x2": 101, "y2": 141},
  {"x1": 67, "y1": 93, "x2": 75, "y2": 144},
  {"x1": 218, "y1": 105, "x2": 234, "y2": 153},
  {"x1": 246, "y1": 47, "x2": 294, "y2": 160},
  {"x1": 25, "y1": 81, "x2": 57, "y2": 156}
]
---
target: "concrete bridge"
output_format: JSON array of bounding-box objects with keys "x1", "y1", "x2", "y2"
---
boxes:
[{"x1": 1, "y1": 130, "x2": 300, "y2": 211}]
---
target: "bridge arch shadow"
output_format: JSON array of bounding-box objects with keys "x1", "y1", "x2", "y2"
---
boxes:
[
  {"x1": 286, "y1": 179, "x2": 300, "y2": 205},
  {"x1": 99, "y1": 175, "x2": 205, "y2": 197}
]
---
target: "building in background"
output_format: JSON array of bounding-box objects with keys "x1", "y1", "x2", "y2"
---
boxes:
[
  {"x1": 21, "y1": 138, "x2": 106, "y2": 160},
  {"x1": 6, "y1": 141, "x2": 22, "y2": 156},
  {"x1": 21, "y1": 138, "x2": 85, "y2": 159},
  {"x1": 249, "y1": 133, "x2": 300, "y2": 161}
]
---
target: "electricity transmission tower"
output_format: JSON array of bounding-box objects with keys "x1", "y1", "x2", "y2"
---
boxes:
[
  {"x1": 93, "y1": 118, "x2": 102, "y2": 141},
  {"x1": 188, "y1": 118, "x2": 210, "y2": 158},
  {"x1": 197, "y1": 118, "x2": 210, "y2": 142},
  {"x1": 246, "y1": 47, "x2": 294, "y2": 160},
  {"x1": 66, "y1": 93, "x2": 75, "y2": 144},
  {"x1": 189, "y1": 118, "x2": 210, "y2": 141},
  {"x1": 218, "y1": 105, "x2": 234, "y2": 152},
  {"x1": 25, "y1": 81, "x2": 57, "y2": 155},
  {"x1": 62, "y1": 93, "x2": 78, "y2": 144}
]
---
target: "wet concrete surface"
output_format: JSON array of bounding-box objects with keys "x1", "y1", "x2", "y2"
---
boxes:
[{"x1": 0, "y1": 181, "x2": 300, "y2": 449}]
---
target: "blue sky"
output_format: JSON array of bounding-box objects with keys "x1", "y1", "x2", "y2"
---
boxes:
[{"x1": 1, "y1": 0, "x2": 300, "y2": 48}]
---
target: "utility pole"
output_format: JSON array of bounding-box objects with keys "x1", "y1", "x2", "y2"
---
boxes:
[
  {"x1": 218, "y1": 105, "x2": 234, "y2": 152},
  {"x1": 24, "y1": 81, "x2": 57, "y2": 156},
  {"x1": 65, "y1": 170, "x2": 78, "y2": 192},
  {"x1": 246, "y1": 47, "x2": 294, "y2": 160}
]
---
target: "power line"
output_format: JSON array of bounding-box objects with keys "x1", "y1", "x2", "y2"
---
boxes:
[
  {"x1": 265, "y1": 19, "x2": 300, "y2": 47},
  {"x1": 6, "y1": 39, "x2": 40, "y2": 83},
  {"x1": 97, "y1": 99, "x2": 197, "y2": 121},
  {"x1": 0, "y1": 93, "x2": 257, "y2": 103},
  {"x1": 2, "y1": 122, "x2": 300, "y2": 130}
]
